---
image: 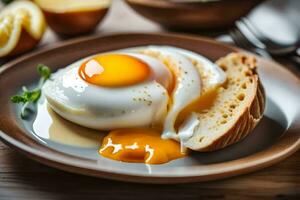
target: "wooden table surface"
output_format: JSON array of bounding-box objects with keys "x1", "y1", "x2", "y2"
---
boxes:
[{"x1": 0, "y1": 1, "x2": 299, "y2": 199}]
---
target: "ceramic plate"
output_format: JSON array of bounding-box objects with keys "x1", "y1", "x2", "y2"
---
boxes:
[{"x1": 0, "y1": 33, "x2": 299, "y2": 183}]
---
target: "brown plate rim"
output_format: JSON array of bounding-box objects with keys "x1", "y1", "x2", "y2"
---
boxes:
[{"x1": 0, "y1": 32, "x2": 300, "y2": 184}]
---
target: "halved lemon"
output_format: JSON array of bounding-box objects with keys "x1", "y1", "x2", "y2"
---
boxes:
[
  {"x1": 34, "y1": 0, "x2": 111, "y2": 36},
  {"x1": 0, "y1": 0, "x2": 46, "y2": 58}
]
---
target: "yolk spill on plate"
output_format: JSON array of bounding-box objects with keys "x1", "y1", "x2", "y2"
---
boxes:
[{"x1": 99, "y1": 128, "x2": 185, "y2": 164}]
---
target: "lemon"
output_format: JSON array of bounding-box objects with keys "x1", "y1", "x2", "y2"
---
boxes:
[{"x1": 0, "y1": 0, "x2": 46, "y2": 57}]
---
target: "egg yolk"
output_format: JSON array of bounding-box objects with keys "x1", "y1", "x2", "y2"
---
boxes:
[
  {"x1": 79, "y1": 54, "x2": 151, "y2": 87},
  {"x1": 99, "y1": 128, "x2": 185, "y2": 164},
  {"x1": 175, "y1": 88, "x2": 219, "y2": 129}
]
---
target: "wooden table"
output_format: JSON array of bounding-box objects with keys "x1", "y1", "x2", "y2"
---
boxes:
[{"x1": 0, "y1": 1, "x2": 299, "y2": 199}]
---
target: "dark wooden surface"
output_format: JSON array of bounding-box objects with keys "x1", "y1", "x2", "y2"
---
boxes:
[
  {"x1": 0, "y1": 141, "x2": 299, "y2": 199},
  {"x1": 0, "y1": 1, "x2": 299, "y2": 199}
]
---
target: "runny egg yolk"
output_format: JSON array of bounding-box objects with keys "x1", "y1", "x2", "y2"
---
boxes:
[
  {"x1": 79, "y1": 54, "x2": 151, "y2": 87},
  {"x1": 99, "y1": 128, "x2": 185, "y2": 164}
]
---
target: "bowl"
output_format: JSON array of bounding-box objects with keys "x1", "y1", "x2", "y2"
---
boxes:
[
  {"x1": 125, "y1": 0, "x2": 265, "y2": 30},
  {"x1": 34, "y1": 0, "x2": 112, "y2": 36}
]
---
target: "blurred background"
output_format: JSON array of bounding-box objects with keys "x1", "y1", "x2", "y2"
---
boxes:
[{"x1": 0, "y1": 0, "x2": 299, "y2": 64}]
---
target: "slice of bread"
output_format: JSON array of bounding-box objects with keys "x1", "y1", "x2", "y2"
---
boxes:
[
  {"x1": 137, "y1": 49, "x2": 265, "y2": 151},
  {"x1": 183, "y1": 52, "x2": 265, "y2": 151}
]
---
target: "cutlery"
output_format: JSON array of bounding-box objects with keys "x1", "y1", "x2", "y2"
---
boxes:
[{"x1": 230, "y1": 17, "x2": 300, "y2": 62}]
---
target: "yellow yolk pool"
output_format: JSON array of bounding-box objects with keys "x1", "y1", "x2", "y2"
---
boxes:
[
  {"x1": 175, "y1": 88, "x2": 219, "y2": 129},
  {"x1": 79, "y1": 54, "x2": 151, "y2": 87},
  {"x1": 99, "y1": 128, "x2": 185, "y2": 164}
]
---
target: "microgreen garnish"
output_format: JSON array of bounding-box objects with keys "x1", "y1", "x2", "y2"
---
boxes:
[
  {"x1": 10, "y1": 64, "x2": 51, "y2": 119},
  {"x1": 37, "y1": 64, "x2": 51, "y2": 81}
]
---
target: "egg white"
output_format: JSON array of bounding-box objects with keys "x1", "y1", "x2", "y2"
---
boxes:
[
  {"x1": 132, "y1": 47, "x2": 203, "y2": 140},
  {"x1": 124, "y1": 46, "x2": 226, "y2": 145},
  {"x1": 43, "y1": 52, "x2": 172, "y2": 130},
  {"x1": 43, "y1": 46, "x2": 226, "y2": 149}
]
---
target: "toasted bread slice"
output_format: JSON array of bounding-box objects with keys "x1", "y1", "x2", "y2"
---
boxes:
[
  {"x1": 183, "y1": 52, "x2": 265, "y2": 151},
  {"x1": 137, "y1": 48, "x2": 265, "y2": 151}
]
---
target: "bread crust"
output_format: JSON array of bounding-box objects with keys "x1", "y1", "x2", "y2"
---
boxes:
[{"x1": 197, "y1": 53, "x2": 266, "y2": 151}]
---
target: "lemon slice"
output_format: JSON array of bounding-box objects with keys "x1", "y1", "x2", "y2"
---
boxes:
[{"x1": 0, "y1": 0, "x2": 46, "y2": 57}]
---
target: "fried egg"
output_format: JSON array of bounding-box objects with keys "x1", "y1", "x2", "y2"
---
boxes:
[
  {"x1": 43, "y1": 52, "x2": 173, "y2": 130},
  {"x1": 43, "y1": 46, "x2": 226, "y2": 163}
]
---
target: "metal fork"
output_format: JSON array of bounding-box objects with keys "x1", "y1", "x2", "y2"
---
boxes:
[
  {"x1": 229, "y1": 20, "x2": 271, "y2": 58},
  {"x1": 230, "y1": 26, "x2": 267, "y2": 57},
  {"x1": 230, "y1": 17, "x2": 300, "y2": 62}
]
